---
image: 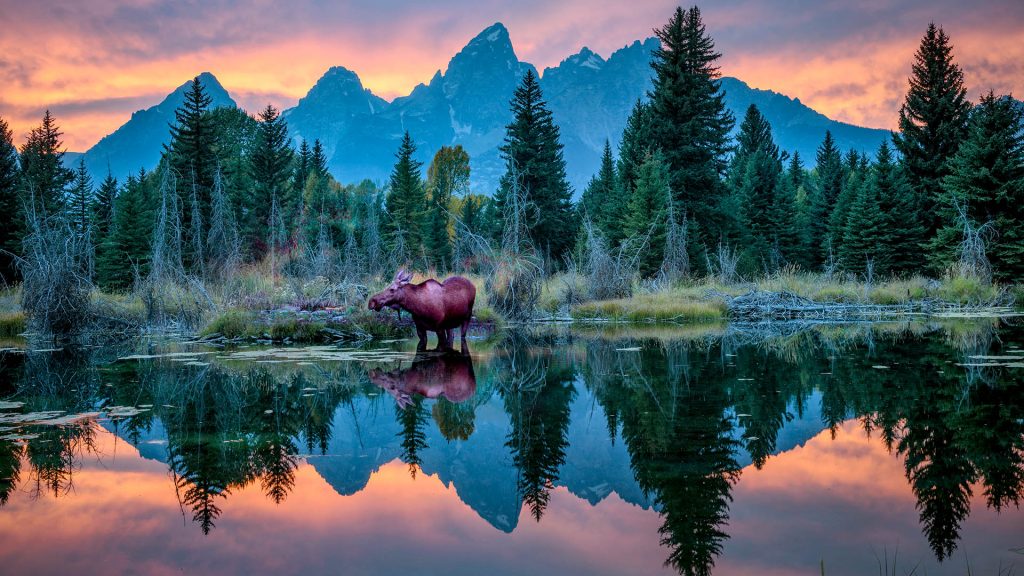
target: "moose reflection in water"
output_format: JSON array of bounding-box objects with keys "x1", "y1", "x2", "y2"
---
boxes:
[{"x1": 0, "y1": 319, "x2": 1022, "y2": 574}]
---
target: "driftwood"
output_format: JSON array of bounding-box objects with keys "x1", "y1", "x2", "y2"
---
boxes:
[{"x1": 715, "y1": 289, "x2": 1016, "y2": 321}]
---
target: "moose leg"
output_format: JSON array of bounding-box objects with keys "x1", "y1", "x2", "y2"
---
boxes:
[
  {"x1": 414, "y1": 322, "x2": 428, "y2": 352},
  {"x1": 460, "y1": 319, "x2": 470, "y2": 354}
]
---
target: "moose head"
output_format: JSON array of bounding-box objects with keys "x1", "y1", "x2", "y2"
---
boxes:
[{"x1": 368, "y1": 269, "x2": 414, "y2": 311}]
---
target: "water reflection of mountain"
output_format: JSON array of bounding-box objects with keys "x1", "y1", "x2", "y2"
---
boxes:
[{"x1": 3, "y1": 319, "x2": 1022, "y2": 574}]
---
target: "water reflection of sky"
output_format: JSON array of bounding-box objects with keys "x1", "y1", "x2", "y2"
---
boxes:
[{"x1": 0, "y1": 418, "x2": 1019, "y2": 575}]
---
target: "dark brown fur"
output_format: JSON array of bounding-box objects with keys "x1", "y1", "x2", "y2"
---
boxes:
[{"x1": 368, "y1": 269, "x2": 476, "y2": 351}]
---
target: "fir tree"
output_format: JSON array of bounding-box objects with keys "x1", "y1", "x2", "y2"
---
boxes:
[
  {"x1": 311, "y1": 139, "x2": 328, "y2": 180},
  {"x1": 892, "y1": 24, "x2": 971, "y2": 240},
  {"x1": 293, "y1": 140, "x2": 311, "y2": 195},
  {"x1": 730, "y1": 105, "x2": 792, "y2": 271},
  {"x1": 937, "y1": 93, "x2": 1024, "y2": 280},
  {"x1": 829, "y1": 151, "x2": 866, "y2": 261},
  {"x1": 460, "y1": 195, "x2": 483, "y2": 236},
  {"x1": 249, "y1": 105, "x2": 294, "y2": 256},
  {"x1": 783, "y1": 151, "x2": 813, "y2": 267},
  {"x1": 872, "y1": 142, "x2": 925, "y2": 275},
  {"x1": 648, "y1": 6, "x2": 734, "y2": 264},
  {"x1": 166, "y1": 77, "x2": 218, "y2": 269},
  {"x1": 625, "y1": 151, "x2": 671, "y2": 277},
  {"x1": 613, "y1": 100, "x2": 655, "y2": 246},
  {"x1": 97, "y1": 173, "x2": 151, "y2": 290},
  {"x1": 0, "y1": 117, "x2": 20, "y2": 284},
  {"x1": 424, "y1": 145, "x2": 470, "y2": 271},
  {"x1": 495, "y1": 70, "x2": 576, "y2": 261},
  {"x1": 384, "y1": 132, "x2": 426, "y2": 261},
  {"x1": 805, "y1": 131, "x2": 844, "y2": 267},
  {"x1": 840, "y1": 171, "x2": 887, "y2": 276},
  {"x1": 581, "y1": 140, "x2": 618, "y2": 239},
  {"x1": 67, "y1": 159, "x2": 93, "y2": 237},
  {"x1": 18, "y1": 110, "x2": 73, "y2": 219},
  {"x1": 92, "y1": 171, "x2": 118, "y2": 240}
]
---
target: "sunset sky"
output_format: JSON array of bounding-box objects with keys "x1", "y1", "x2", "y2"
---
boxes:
[{"x1": 1, "y1": 0, "x2": 1022, "y2": 152}]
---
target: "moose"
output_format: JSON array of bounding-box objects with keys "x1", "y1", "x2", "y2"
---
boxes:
[
  {"x1": 368, "y1": 269, "x2": 476, "y2": 351},
  {"x1": 368, "y1": 352, "x2": 477, "y2": 409}
]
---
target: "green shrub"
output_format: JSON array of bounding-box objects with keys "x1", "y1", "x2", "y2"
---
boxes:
[
  {"x1": 0, "y1": 312, "x2": 27, "y2": 337},
  {"x1": 202, "y1": 309, "x2": 259, "y2": 339},
  {"x1": 936, "y1": 276, "x2": 1000, "y2": 305},
  {"x1": 269, "y1": 318, "x2": 327, "y2": 342}
]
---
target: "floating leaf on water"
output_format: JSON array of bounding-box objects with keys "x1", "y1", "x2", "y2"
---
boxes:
[
  {"x1": 1, "y1": 433, "x2": 39, "y2": 441},
  {"x1": 968, "y1": 355, "x2": 1024, "y2": 361},
  {"x1": 41, "y1": 412, "x2": 101, "y2": 425},
  {"x1": 0, "y1": 401, "x2": 25, "y2": 410},
  {"x1": 118, "y1": 351, "x2": 217, "y2": 361},
  {"x1": 184, "y1": 361, "x2": 210, "y2": 367},
  {"x1": 871, "y1": 366, "x2": 890, "y2": 369},
  {"x1": 820, "y1": 372, "x2": 832, "y2": 375},
  {"x1": 264, "y1": 410, "x2": 273, "y2": 414},
  {"x1": 30, "y1": 348, "x2": 63, "y2": 353},
  {"x1": 138, "y1": 404, "x2": 153, "y2": 408},
  {"x1": 737, "y1": 378, "x2": 754, "y2": 381},
  {"x1": 745, "y1": 436, "x2": 760, "y2": 441},
  {"x1": 162, "y1": 404, "x2": 176, "y2": 408},
  {"x1": 615, "y1": 347, "x2": 642, "y2": 352},
  {"x1": 105, "y1": 406, "x2": 149, "y2": 418},
  {"x1": 735, "y1": 413, "x2": 751, "y2": 418}
]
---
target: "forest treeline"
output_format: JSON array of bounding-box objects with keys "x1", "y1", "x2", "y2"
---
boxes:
[{"x1": 0, "y1": 6, "x2": 1021, "y2": 298}]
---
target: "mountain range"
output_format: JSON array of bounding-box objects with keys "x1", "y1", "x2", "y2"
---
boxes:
[{"x1": 73, "y1": 22, "x2": 892, "y2": 195}]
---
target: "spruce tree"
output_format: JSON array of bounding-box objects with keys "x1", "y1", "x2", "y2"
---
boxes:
[
  {"x1": 293, "y1": 140, "x2": 311, "y2": 195},
  {"x1": 0, "y1": 117, "x2": 20, "y2": 284},
  {"x1": 67, "y1": 159, "x2": 94, "y2": 237},
  {"x1": 384, "y1": 132, "x2": 426, "y2": 260},
  {"x1": 938, "y1": 93, "x2": 1024, "y2": 280},
  {"x1": 581, "y1": 140, "x2": 618, "y2": 238},
  {"x1": 166, "y1": 77, "x2": 218, "y2": 269},
  {"x1": 18, "y1": 110, "x2": 73, "y2": 219},
  {"x1": 806, "y1": 131, "x2": 844, "y2": 267},
  {"x1": 783, "y1": 151, "x2": 813, "y2": 267},
  {"x1": 648, "y1": 6, "x2": 734, "y2": 264},
  {"x1": 731, "y1": 105, "x2": 795, "y2": 271},
  {"x1": 892, "y1": 24, "x2": 971, "y2": 240},
  {"x1": 249, "y1": 104, "x2": 294, "y2": 256},
  {"x1": 460, "y1": 195, "x2": 483, "y2": 236},
  {"x1": 872, "y1": 142, "x2": 924, "y2": 275},
  {"x1": 424, "y1": 145, "x2": 470, "y2": 271},
  {"x1": 829, "y1": 151, "x2": 866, "y2": 261},
  {"x1": 97, "y1": 174, "x2": 151, "y2": 290},
  {"x1": 614, "y1": 100, "x2": 655, "y2": 246},
  {"x1": 840, "y1": 173, "x2": 887, "y2": 276},
  {"x1": 93, "y1": 171, "x2": 118, "y2": 240},
  {"x1": 625, "y1": 151, "x2": 671, "y2": 277},
  {"x1": 495, "y1": 70, "x2": 576, "y2": 261},
  {"x1": 311, "y1": 139, "x2": 328, "y2": 180}
]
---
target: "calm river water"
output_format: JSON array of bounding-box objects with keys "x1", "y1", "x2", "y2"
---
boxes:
[{"x1": 0, "y1": 319, "x2": 1021, "y2": 575}]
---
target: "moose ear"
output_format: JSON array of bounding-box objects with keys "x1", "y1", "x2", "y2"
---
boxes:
[{"x1": 397, "y1": 269, "x2": 413, "y2": 284}]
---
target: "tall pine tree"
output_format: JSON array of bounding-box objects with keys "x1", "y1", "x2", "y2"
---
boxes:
[
  {"x1": 892, "y1": 24, "x2": 971, "y2": 243},
  {"x1": 805, "y1": 131, "x2": 844, "y2": 267},
  {"x1": 648, "y1": 6, "x2": 734, "y2": 266},
  {"x1": 495, "y1": 70, "x2": 576, "y2": 261},
  {"x1": 67, "y1": 158, "x2": 94, "y2": 237},
  {"x1": 0, "y1": 116, "x2": 20, "y2": 284},
  {"x1": 97, "y1": 173, "x2": 151, "y2": 290},
  {"x1": 19, "y1": 110, "x2": 73, "y2": 220},
  {"x1": 614, "y1": 100, "x2": 655, "y2": 246},
  {"x1": 581, "y1": 140, "x2": 618, "y2": 238},
  {"x1": 249, "y1": 104, "x2": 294, "y2": 256},
  {"x1": 872, "y1": 142, "x2": 924, "y2": 275},
  {"x1": 166, "y1": 77, "x2": 218, "y2": 269},
  {"x1": 384, "y1": 132, "x2": 427, "y2": 261},
  {"x1": 937, "y1": 93, "x2": 1024, "y2": 280},
  {"x1": 625, "y1": 151, "x2": 671, "y2": 277}
]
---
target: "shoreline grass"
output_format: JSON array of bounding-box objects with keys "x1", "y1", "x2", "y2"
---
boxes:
[{"x1": 572, "y1": 293, "x2": 727, "y2": 323}]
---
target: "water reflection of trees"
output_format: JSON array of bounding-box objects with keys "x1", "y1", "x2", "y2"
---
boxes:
[{"x1": 0, "y1": 319, "x2": 1020, "y2": 569}]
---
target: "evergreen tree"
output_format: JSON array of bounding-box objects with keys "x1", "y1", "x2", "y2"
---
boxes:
[
  {"x1": 424, "y1": 145, "x2": 470, "y2": 271},
  {"x1": 92, "y1": 171, "x2": 118, "y2": 240},
  {"x1": 806, "y1": 131, "x2": 844, "y2": 267},
  {"x1": 384, "y1": 132, "x2": 426, "y2": 260},
  {"x1": 892, "y1": 24, "x2": 971, "y2": 241},
  {"x1": 581, "y1": 140, "x2": 618, "y2": 238},
  {"x1": 97, "y1": 173, "x2": 151, "y2": 290},
  {"x1": 495, "y1": 70, "x2": 576, "y2": 261},
  {"x1": 783, "y1": 151, "x2": 812, "y2": 267},
  {"x1": 0, "y1": 116, "x2": 20, "y2": 284},
  {"x1": 67, "y1": 159, "x2": 93, "y2": 237},
  {"x1": 166, "y1": 77, "x2": 218, "y2": 269},
  {"x1": 613, "y1": 100, "x2": 655, "y2": 246},
  {"x1": 625, "y1": 151, "x2": 671, "y2": 277},
  {"x1": 730, "y1": 105, "x2": 793, "y2": 271},
  {"x1": 249, "y1": 105, "x2": 294, "y2": 256},
  {"x1": 293, "y1": 140, "x2": 311, "y2": 196},
  {"x1": 18, "y1": 110, "x2": 73, "y2": 219},
  {"x1": 460, "y1": 195, "x2": 483, "y2": 236},
  {"x1": 311, "y1": 139, "x2": 328, "y2": 180},
  {"x1": 829, "y1": 151, "x2": 866, "y2": 261},
  {"x1": 648, "y1": 6, "x2": 734, "y2": 265},
  {"x1": 872, "y1": 142, "x2": 925, "y2": 275},
  {"x1": 840, "y1": 170, "x2": 887, "y2": 276},
  {"x1": 937, "y1": 93, "x2": 1024, "y2": 280}
]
